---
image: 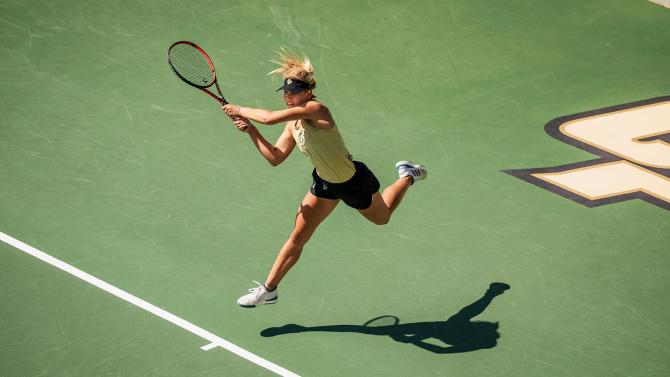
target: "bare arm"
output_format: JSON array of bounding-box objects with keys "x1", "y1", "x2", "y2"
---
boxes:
[
  {"x1": 233, "y1": 117, "x2": 295, "y2": 167},
  {"x1": 224, "y1": 101, "x2": 335, "y2": 129}
]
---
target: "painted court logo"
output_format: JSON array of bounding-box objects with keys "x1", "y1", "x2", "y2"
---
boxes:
[{"x1": 505, "y1": 96, "x2": 670, "y2": 211}]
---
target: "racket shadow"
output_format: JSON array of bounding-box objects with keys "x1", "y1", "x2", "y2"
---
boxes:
[{"x1": 260, "y1": 282, "x2": 510, "y2": 354}]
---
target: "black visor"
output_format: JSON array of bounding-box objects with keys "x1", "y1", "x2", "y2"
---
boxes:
[{"x1": 276, "y1": 78, "x2": 311, "y2": 93}]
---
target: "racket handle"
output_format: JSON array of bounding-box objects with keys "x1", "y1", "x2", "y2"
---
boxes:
[
  {"x1": 201, "y1": 88, "x2": 228, "y2": 105},
  {"x1": 229, "y1": 115, "x2": 248, "y2": 131},
  {"x1": 215, "y1": 94, "x2": 246, "y2": 131},
  {"x1": 217, "y1": 97, "x2": 245, "y2": 130},
  {"x1": 238, "y1": 117, "x2": 248, "y2": 131}
]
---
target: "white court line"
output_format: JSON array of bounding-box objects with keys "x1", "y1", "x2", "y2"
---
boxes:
[{"x1": 0, "y1": 231, "x2": 300, "y2": 377}]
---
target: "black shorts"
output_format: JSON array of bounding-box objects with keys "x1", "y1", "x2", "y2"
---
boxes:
[{"x1": 310, "y1": 161, "x2": 381, "y2": 210}]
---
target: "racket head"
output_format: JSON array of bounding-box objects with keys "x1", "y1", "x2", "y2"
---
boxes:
[
  {"x1": 363, "y1": 315, "x2": 400, "y2": 327},
  {"x1": 168, "y1": 41, "x2": 217, "y2": 89}
]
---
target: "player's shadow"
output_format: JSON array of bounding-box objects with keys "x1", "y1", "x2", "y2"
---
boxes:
[{"x1": 261, "y1": 282, "x2": 510, "y2": 354}]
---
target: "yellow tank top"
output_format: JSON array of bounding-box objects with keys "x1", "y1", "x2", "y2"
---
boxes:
[{"x1": 290, "y1": 119, "x2": 355, "y2": 183}]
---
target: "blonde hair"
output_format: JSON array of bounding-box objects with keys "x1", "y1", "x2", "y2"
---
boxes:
[{"x1": 268, "y1": 48, "x2": 316, "y2": 90}]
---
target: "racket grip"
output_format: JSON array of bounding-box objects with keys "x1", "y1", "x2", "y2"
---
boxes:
[
  {"x1": 238, "y1": 117, "x2": 248, "y2": 131},
  {"x1": 229, "y1": 116, "x2": 248, "y2": 131},
  {"x1": 219, "y1": 99, "x2": 247, "y2": 131}
]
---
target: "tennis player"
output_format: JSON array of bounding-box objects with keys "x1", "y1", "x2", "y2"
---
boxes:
[{"x1": 222, "y1": 51, "x2": 427, "y2": 307}]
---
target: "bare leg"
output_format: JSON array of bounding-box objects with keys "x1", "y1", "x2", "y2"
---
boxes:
[
  {"x1": 358, "y1": 176, "x2": 412, "y2": 225},
  {"x1": 381, "y1": 176, "x2": 413, "y2": 214},
  {"x1": 264, "y1": 192, "x2": 339, "y2": 289}
]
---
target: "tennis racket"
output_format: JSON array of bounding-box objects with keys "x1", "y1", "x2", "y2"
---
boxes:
[{"x1": 167, "y1": 40, "x2": 229, "y2": 105}]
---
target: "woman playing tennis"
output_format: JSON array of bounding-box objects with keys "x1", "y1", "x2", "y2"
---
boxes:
[{"x1": 223, "y1": 51, "x2": 427, "y2": 307}]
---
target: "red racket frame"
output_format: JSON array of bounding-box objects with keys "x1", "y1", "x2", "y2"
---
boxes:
[{"x1": 168, "y1": 41, "x2": 229, "y2": 105}]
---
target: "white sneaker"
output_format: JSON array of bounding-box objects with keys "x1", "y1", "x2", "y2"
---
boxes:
[
  {"x1": 396, "y1": 161, "x2": 427, "y2": 185},
  {"x1": 237, "y1": 281, "x2": 278, "y2": 308}
]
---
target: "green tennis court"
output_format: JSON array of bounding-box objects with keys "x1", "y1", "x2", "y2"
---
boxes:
[{"x1": 2, "y1": 0, "x2": 669, "y2": 376}]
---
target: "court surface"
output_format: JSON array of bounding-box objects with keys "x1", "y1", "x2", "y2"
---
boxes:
[{"x1": 1, "y1": 0, "x2": 669, "y2": 376}]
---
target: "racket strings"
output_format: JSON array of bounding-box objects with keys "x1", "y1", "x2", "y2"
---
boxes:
[{"x1": 169, "y1": 44, "x2": 214, "y2": 87}]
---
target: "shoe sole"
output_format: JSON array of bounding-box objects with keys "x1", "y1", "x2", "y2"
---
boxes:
[{"x1": 238, "y1": 299, "x2": 278, "y2": 308}]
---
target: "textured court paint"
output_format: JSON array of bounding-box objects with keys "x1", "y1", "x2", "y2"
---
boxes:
[
  {"x1": 1, "y1": 0, "x2": 669, "y2": 376},
  {"x1": 0, "y1": 232, "x2": 299, "y2": 377},
  {"x1": 649, "y1": 0, "x2": 670, "y2": 8}
]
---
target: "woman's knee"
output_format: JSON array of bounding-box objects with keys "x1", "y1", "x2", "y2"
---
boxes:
[
  {"x1": 288, "y1": 229, "x2": 313, "y2": 247},
  {"x1": 367, "y1": 212, "x2": 390, "y2": 226},
  {"x1": 373, "y1": 216, "x2": 390, "y2": 226},
  {"x1": 359, "y1": 196, "x2": 391, "y2": 225},
  {"x1": 360, "y1": 205, "x2": 390, "y2": 225}
]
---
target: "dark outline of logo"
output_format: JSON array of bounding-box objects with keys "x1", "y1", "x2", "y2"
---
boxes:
[{"x1": 503, "y1": 95, "x2": 670, "y2": 211}]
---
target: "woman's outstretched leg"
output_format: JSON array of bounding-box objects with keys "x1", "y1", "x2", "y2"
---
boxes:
[
  {"x1": 237, "y1": 192, "x2": 339, "y2": 307},
  {"x1": 265, "y1": 192, "x2": 339, "y2": 288}
]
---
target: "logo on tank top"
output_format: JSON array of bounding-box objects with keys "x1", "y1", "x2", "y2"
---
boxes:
[
  {"x1": 293, "y1": 121, "x2": 306, "y2": 152},
  {"x1": 297, "y1": 128, "x2": 306, "y2": 150}
]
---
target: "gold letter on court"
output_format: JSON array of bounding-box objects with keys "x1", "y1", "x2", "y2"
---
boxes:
[{"x1": 505, "y1": 96, "x2": 670, "y2": 210}]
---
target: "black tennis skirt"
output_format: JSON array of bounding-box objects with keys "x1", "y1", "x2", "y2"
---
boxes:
[{"x1": 310, "y1": 161, "x2": 381, "y2": 210}]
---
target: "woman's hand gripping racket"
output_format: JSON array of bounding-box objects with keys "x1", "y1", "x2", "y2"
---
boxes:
[{"x1": 167, "y1": 41, "x2": 247, "y2": 129}]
